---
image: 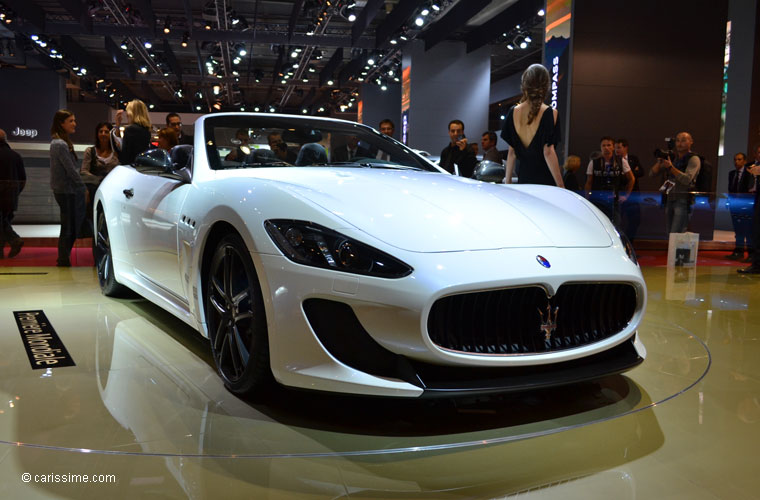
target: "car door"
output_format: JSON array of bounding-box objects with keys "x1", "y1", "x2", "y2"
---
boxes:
[{"x1": 121, "y1": 169, "x2": 191, "y2": 300}]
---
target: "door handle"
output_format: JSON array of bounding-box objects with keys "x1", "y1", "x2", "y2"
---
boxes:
[{"x1": 123, "y1": 188, "x2": 134, "y2": 199}]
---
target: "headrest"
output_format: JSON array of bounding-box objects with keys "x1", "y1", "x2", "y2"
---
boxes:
[
  {"x1": 296, "y1": 143, "x2": 327, "y2": 166},
  {"x1": 170, "y1": 144, "x2": 193, "y2": 169}
]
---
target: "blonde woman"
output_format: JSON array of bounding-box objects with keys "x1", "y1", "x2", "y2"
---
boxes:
[
  {"x1": 115, "y1": 99, "x2": 152, "y2": 164},
  {"x1": 50, "y1": 109, "x2": 86, "y2": 267},
  {"x1": 501, "y1": 64, "x2": 564, "y2": 187}
]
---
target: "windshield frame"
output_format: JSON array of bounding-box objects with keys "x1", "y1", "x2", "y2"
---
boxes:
[{"x1": 202, "y1": 113, "x2": 441, "y2": 172}]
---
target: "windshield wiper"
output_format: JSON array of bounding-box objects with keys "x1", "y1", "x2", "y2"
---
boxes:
[
  {"x1": 356, "y1": 162, "x2": 424, "y2": 171},
  {"x1": 235, "y1": 161, "x2": 293, "y2": 168},
  {"x1": 328, "y1": 161, "x2": 423, "y2": 171}
]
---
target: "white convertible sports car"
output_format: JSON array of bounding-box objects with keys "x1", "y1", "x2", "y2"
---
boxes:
[{"x1": 94, "y1": 113, "x2": 646, "y2": 398}]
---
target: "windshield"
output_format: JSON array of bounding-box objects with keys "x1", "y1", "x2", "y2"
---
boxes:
[{"x1": 203, "y1": 114, "x2": 439, "y2": 172}]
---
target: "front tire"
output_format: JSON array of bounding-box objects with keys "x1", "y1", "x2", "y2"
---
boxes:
[
  {"x1": 95, "y1": 209, "x2": 128, "y2": 297},
  {"x1": 205, "y1": 233, "x2": 271, "y2": 396}
]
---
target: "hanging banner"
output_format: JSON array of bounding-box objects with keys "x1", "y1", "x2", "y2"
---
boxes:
[{"x1": 544, "y1": 0, "x2": 573, "y2": 158}]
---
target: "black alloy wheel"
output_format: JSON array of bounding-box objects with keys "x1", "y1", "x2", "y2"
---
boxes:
[
  {"x1": 95, "y1": 210, "x2": 127, "y2": 297},
  {"x1": 205, "y1": 233, "x2": 271, "y2": 395}
]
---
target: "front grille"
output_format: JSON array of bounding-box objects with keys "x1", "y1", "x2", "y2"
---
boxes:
[{"x1": 427, "y1": 283, "x2": 637, "y2": 355}]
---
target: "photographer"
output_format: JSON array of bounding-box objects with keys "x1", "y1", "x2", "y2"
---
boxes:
[
  {"x1": 440, "y1": 120, "x2": 477, "y2": 178},
  {"x1": 649, "y1": 132, "x2": 701, "y2": 234}
]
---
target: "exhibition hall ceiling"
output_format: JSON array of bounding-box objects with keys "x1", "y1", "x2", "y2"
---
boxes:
[{"x1": 0, "y1": 0, "x2": 543, "y2": 113}]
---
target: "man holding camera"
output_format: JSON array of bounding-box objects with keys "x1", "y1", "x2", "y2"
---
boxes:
[
  {"x1": 649, "y1": 132, "x2": 701, "y2": 234},
  {"x1": 738, "y1": 145, "x2": 760, "y2": 274},
  {"x1": 440, "y1": 120, "x2": 477, "y2": 178}
]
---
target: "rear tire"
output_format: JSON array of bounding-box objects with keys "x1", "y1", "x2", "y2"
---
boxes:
[
  {"x1": 205, "y1": 233, "x2": 271, "y2": 396},
  {"x1": 95, "y1": 209, "x2": 128, "y2": 297}
]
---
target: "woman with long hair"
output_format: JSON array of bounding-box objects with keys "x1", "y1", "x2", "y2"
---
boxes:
[
  {"x1": 115, "y1": 99, "x2": 152, "y2": 164},
  {"x1": 50, "y1": 109, "x2": 86, "y2": 267},
  {"x1": 81, "y1": 122, "x2": 119, "y2": 183},
  {"x1": 501, "y1": 64, "x2": 564, "y2": 187},
  {"x1": 157, "y1": 127, "x2": 178, "y2": 151}
]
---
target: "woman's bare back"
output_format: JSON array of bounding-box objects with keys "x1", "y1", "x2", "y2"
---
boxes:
[{"x1": 512, "y1": 102, "x2": 555, "y2": 148}]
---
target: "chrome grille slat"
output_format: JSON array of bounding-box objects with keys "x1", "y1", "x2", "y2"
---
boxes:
[{"x1": 427, "y1": 283, "x2": 637, "y2": 355}]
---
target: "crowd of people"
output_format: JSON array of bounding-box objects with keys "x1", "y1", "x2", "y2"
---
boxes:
[{"x1": 1, "y1": 79, "x2": 760, "y2": 274}]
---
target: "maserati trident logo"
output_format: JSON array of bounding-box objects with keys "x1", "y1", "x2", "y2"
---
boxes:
[
  {"x1": 538, "y1": 303, "x2": 559, "y2": 341},
  {"x1": 536, "y1": 255, "x2": 550, "y2": 268}
]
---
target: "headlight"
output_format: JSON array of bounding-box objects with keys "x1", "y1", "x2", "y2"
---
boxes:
[
  {"x1": 264, "y1": 220, "x2": 413, "y2": 278},
  {"x1": 618, "y1": 230, "x2": 638, "y2": 266}
]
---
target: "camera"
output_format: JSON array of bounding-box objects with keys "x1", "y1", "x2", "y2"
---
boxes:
[
  {"x1": 457, "y1": 134, "x2": 466, "y2": 141},
  {"x1": 653, "y1": 137, "x2": 676, "y2": 161}
]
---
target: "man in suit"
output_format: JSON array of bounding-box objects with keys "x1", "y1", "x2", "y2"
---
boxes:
[
  {"x1": 615, "y1": 138, "x2": 644, "y2": 242},
  {"x1": 739, "y1": 146, "x2": 760, "y2": 274},
  {"x1": 727, "y1": 152, "x2": 754, "y2": 260},
  {"x1": 332, "y1": 135, "x2": 370, "y2": 162},
  {"x1": 0, "y1": 129, "x2": 26, "y2": 258},
  {"x1": 166, "y1": 113, "x2": 194, "y2": 145}
]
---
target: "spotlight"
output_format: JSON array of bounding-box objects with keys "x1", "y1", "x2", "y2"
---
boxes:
[
  {"x1": 181, "y1": 32, "x2": 189, "y2": 48},
  {"x1": 163, "y1": 16, "x2": 171, "y2": 34},
  {"x1": 421, "y1": 8, "x2": 429, "y2": 16},
  {"x1": 348, "y1": 13, "x2": 356, "y2": 22},
  {"x1": 431, "y1": 3, "x2": 440, "y2": 11},
  {"x1": 213, "y1": 85, "x2": 221, "y2": 95},
  {"x1": 390, "y1": 38, "x2": 397, "y2": 45},
  {"x1": 213, "y1": 102, "x2": 222, "y2": 110},
  {"x1": 414, "y1": 17, "x2": 424, "y2": 27},
  {"x1": 140, "y1": 65, "x2": 148, "y2": 73},
  {"x1": 144, "y1": 40, "x2": 152, "y2": 49},
  {"x1": 525, "y1": 36, "x2": 532, "y2": 43},
  {"x1": 120, "y1": 39, "x2": 128, "y2": 50},
  {"x1": 519, "y1": 40, "x2": 527, "y2": 49},
  {"x1": 30, "y1": 35, "x2": 39, "y2": 41},
  {"x1": 538, "y1": 9, "x2": 545, "y2": 16},
  {"x1": 507, "y1": 43, "x2": 514, "y2": 50},
  {"x1": 149, "y1": 103, "x2": 155, "y2": 109},
  {"x1": 302, "y1": 108, "x2": 308, "y2": 114},
  {"x1": 367, "y1": 57, "x2": 375, "y2": 66},
  {"x1": 254, "y1": 105, "x2": 261, "y2": 112},
  {"x1": 326, "y1": 79, "x2": 334, "y2": 85}
]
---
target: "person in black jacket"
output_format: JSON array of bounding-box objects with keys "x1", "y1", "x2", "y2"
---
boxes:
[
  {"x1": 727, "y1": 152, "x2": 755, "y2": 260},
  {"x1": 166, "y1": 112, "x2": 194, "y2": 146},
  {"x1": 615, "y1": 138, "x2": 645, "y2": 242},
  {"x1": 739, "y1": 146, "x2": 760, "y2": 274},
  {"x1": 0, "y1": 129, "x2": 26, "y2": 258},
  {"x1": 562, "y1": 155, "x2": 581, "y2": 192},
  {"x1": 440, "y1": 120, "x2": 477, "y2": 178},
  {"x1": 115, "y1": 99, "x2": 152, "y2": 164}
]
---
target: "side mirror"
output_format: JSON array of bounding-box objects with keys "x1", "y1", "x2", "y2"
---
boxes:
[
  {"x1": 473, "y1": 160, "x2": 505, "y2": 183},
  {"x1": 134, "y1": 148, "x2": 172, "y2": 170}
]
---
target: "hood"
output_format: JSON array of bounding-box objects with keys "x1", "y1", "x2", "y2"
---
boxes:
[{"x1": 254, "y1": 168, "x2": 612, "y2": 252}]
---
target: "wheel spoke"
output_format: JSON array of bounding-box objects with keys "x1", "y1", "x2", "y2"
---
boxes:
[
  {"x1": 232, "y1": 324, "x2": 250, "y2": 366},
  {"x1": 227, "y1": 327, "x2": 242, "y2": 375},
  {"x1": 232, "y1": 289, "x2": 250, "y2": 308},
  {"x1": 209, "y1": 291, "x2": 227, "y2": 316},
  {"x1": 213, "y1": 317, "x2": 227, "y2": 351},
  {"x1": 233, "y1": 311, "x2": 254, "y2": 323},
  {"x1": 223, "y1": 248, "x2": 233, "y2": 303}
]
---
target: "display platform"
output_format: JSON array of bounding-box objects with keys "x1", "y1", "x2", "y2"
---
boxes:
[{"x1": 0, "y1": 268, "x2": 708, "y2": 460}]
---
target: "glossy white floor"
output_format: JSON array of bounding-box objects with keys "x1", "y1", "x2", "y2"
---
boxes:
[{"x1": 0, "y1": 263, "x2": 757, "y2": 499}]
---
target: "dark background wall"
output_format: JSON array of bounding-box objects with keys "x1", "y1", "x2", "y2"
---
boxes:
[
  {"x1": 567, "y1": 0, "x2": 728, "y2": 193},
  {"x1": 748, "y1": 4, "x2": 760, "y2": 155},
  {"x1": 0, "y1": 68, "x2": 65, "y2": 142}
]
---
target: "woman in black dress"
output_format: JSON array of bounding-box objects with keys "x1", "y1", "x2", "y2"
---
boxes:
[
  {"x1": 114, "y1": 99, "x2": 152, "y2": 164},
  {"x1": 501, "y1": 64, "x2": 564, "y2": 187}
]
